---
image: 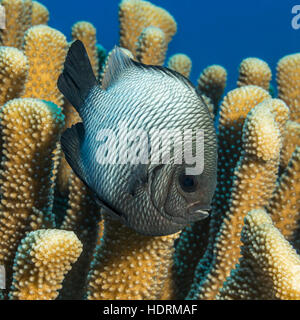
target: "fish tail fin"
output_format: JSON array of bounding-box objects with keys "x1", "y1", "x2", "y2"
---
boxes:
[
  {"x1": 57, "y1": 40, "x2": 97, "y2": 114},
  {"x1": 61, "y1": 122, "x2": 88, "y2": 187}
]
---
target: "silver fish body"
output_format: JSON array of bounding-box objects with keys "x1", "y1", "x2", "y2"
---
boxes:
[{"x1": 58, "y1": 40, "x2": 217, "y2": 236}]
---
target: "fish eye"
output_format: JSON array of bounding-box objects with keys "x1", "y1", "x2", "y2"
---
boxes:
[{"x1": 178, "y1": 174, "x2": 198, "y2": 193}]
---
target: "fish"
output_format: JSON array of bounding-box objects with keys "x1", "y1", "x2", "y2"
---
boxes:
[{"x1": 57, "y1": 40, "x2": 217, "y2": 236}]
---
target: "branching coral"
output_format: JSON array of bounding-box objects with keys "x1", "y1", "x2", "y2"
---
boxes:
[
  {"x1": 267, "y1": 147, "x2": 300, "y2": 241},
  {"x1": 71, "y1": 21, "x2": 98, "y2": 76},
  {"x1": 9, "y1": 229, "x2": 82, "y2": 300},
  {"x1": 0, "y1": 98, "x2": 64, "y2": 295},
  {"x1": 31, "y1": 1, "x2": 49, "y2": 26},
  {"x1": 0, "y1": 0, "x2": 32, "y2": 49},
  {"x1": 22, "y1": 25, "x2": 67, "y2": 107},
  {"x1": 86, "y1": 214, "x2": 180, "y2": 300},
  {"x1": 218, "y1": 209, "x2": 300, "y2": 300},
  {"x1": 136, "y1": 26, "x2": 166, "y2": 65},
  {"x1": 119, "y1": 0, "x2": 176, "y2": 58},
  {"x1": 0, "y1": 47, "x2": 28, "y2": 106},
  {"x1": 277, "y1": 53, "x2": 300, "y2": 123},
  {"x1": 59, "y1": 173, "x2": 101, "y2": 300},
  {"x1": 281, "y1": 120, "x2": 300, "y2": 169},
  {"x1": 188, "y1": 98, "x2": 288, "y2": 300},
  {"x1": 237, "y1": 57, "x2": 272, "y2": 90},
  {"x1": 197, "y1": 65, "x2": 227, "y2": 115},
  {"x1": 167, "y1": 54, "x2": 192, "y2": 78}
]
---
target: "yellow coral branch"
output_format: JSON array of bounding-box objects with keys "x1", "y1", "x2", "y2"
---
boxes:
[
  {"x1": 0, "y1": 0, "x2": 32, "y2": 49},
  {"x1": 277, "y1": 53, "x2": 300, "y2": 123},
  {"x1": 86, "y1": 214, "x2": 179, "y2": 300},
  {"x1": 218, "y1": 209, "x2": 300, "y2": 300},
  {"x1": 71, "y1": 21, "x2": 98, "y2": 76},
  {"x1": 119, "y1": 0, "x2": 176, "y2": 57},
  {"x1": 0, "y1": 98, "x2": 64, "y2": 291},
  {"x1": 281, "y1": 120, "x2": 300, "y2": 169},
  {"x1": 167, "y1": 54, "x2": 192, "y2": 78},
  {"x1": 267, "y1": 147, "x2": 300, "y2": 240},
  {"x1": 0, "y1": 47, "x2": 28, "y2": 106},
  {"x1": 22, "y1": 25, "x2": 67, "y2": 107},
  {"x1": 59, "y1": 173, "x2": 101, "y2": 300},
  {"x1": 136, "y1": 26, "x2": 166, "y2": 65},
  {"x1": 31, "y1": 1, "x2": 49, "y2": 26},
  {"x1": 189, "y1": 98, "x2": 288, "y2": 300},
  {"x1": 237, "y1": 57, "x2": 272, "y2": 90},
  {"x1": 197, "y1": 65, "x2": 227, "y2": 113},
  {"x1": 9, "y1": 229, "x2": 82, "y2": 300}
]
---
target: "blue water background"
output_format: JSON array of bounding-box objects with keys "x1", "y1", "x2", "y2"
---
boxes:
[{"x1": 40, "y1": 0, "x2": 299, "y2": 91}]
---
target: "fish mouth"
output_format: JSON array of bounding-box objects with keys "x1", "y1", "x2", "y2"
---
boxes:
[{"x1": 187, "y1": 203, "x2": 211, "y2": 222}]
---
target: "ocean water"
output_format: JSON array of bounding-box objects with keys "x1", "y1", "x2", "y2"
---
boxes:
[{"x1": 40, "y1": 0, "x2": 299, "y2": 91}]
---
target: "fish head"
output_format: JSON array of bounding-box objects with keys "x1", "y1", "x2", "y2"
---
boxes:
[{"x1": 149, "y1": 161, "x2": 216, "y2": 227}]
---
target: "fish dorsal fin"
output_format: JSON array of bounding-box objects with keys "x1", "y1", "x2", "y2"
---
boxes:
[
  {"x1": 102, "y1": 46, "x2": 135, "y2": 90},
  {"x1": 58, "y1": 40, "x2": 97, "y2": 115}
]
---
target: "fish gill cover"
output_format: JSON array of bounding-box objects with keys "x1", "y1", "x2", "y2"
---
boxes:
[{"x1": 0, "y1": 0, "x2": 298, "y2": 301}]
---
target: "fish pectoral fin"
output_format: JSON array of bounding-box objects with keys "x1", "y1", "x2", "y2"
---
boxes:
[
  {"x1": 94, "y1": 196, "x2": 124, "y2": 221},
  {"x1": 127, "y1": 164, "x2": 148, "y2": 197},
  {"x1": 61, "y1": 122, "x2": 89, "y2": 187},
  {"x1": 57, "y1": 40, "x2": 97, "y2": 116}
]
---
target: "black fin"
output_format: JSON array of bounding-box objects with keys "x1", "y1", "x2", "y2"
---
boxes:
[
  {"x1": 61, "y1": 122, "x2": 88, "y2": 187},
  {"x1": 102, "y1": 46, "x2": 135, "y2": 90},
  {"x1": 57, "y1": 40, "x2": 97, "y2": 114}
]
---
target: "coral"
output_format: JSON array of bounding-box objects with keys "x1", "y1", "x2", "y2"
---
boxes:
[
  {"x1": 188, "y1": 98, "x2": 288, "y2": 300},
  {"x1": 9, "y1": 229, "x2": 82, "y2": 300},
  {"x1": 86, "y1": 214, "x2": 180, "y2": 300},
  {"x1": 0, "y1": 0, "x2": 32, "y2": 49},
  {"x1": 211, "y1": 86, "x2": 271, "y2": 233},
  {"x1": 136, "y1": 26, "x2": 166, "y2": 65},
  {"x1": 281, "y1": 121, "x2": 300, "y2": 169},
  {"x1": 59, "y1": 173, "x2": 101, "y2": 300},
  {"x1": 237, "y1": 57, "x2": 272, "y2": 90},
  {"x1": 119, "y1": 0, "x2": 176, "y2": 57},
  {"x1": 0, "y1": 98, "x2": 64, "y2": 294},
  {"x1": 218, "y1": 209, "x2": 300, "y2": 300},
  {"x1": 277, "y1": 53, "x2": 300, "y2": 123},
  {"x1": 22, "y1": 25, "x2": 67, "y2": 107},
  {"x1": 71, "y1": 21, "x2": 98, "y2": 75},
  {"x1": 171, "y1": 219, "x2": 210, "y2": 299},
  {"x1": 0, "y1": 47, "x2": 28, "y2": 106},
  {"x1": 167, "y1": 53, "x2": 192, "y2": 78},
  {"x1": 31, "y1": 1, "x2": 49, "y2": 26},
  {"x1": 197, "y1": 65, "x2": 227, "y2": 115},
  {"x1": 267, "y1": 147, "x2": 300, "y2": 241}
]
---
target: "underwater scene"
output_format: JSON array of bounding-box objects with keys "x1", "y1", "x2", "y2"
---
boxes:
[{"x1": 0, "y1": 0, "x2": 299, "y2": 302}]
